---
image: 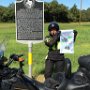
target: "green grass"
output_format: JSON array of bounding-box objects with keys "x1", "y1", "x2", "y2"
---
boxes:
[{"x1": 0, "y1": 22, "x2": 90, "y2": 76}]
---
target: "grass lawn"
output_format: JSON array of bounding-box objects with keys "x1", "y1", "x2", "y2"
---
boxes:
[{"x1": 0, "y1": 22, "x2": 90, "y2": 76}]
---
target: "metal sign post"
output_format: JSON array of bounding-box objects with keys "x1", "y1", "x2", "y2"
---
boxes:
[
  {"x1": 15, "y1": 0, "x2": 44, "y2": 78},
  {"x1": 28, "y1": 42, "x2": 33, "y2": 78}
]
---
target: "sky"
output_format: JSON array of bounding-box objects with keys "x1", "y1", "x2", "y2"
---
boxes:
[{"x1": 0, "y1": 0, "x2": 90, "y2": 10}]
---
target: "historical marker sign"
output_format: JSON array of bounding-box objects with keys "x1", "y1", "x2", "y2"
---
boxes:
[{"x1": 15, "y1": 0, "x2": 44, "y2": 41}]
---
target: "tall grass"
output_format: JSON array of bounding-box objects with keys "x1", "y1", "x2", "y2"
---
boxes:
[{"x1": 0, "y1": 22, "x2": 90, "y2": 76}]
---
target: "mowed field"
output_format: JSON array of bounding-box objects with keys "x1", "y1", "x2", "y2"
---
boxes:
[{"x1": 0, "y1": 22, "x2": 90, "y2": 76}]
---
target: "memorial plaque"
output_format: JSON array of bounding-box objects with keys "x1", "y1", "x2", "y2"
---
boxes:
[{"x1": 15, "y1": 0, "x2": 44, "y2": 41}]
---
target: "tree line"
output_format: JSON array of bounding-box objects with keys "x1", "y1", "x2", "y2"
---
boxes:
[
  {"x1": 0, "y1": 3, "x2": 15, "y2": 22},
  {"x1": 44, "y1": 0, "x2": 90, "y2": 22},
  {"x1": 0, "y1": 0, "x2": 90, "y2": 22}
]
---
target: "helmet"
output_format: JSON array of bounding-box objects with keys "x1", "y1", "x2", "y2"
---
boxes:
[{"x1": 48, "y1": 22, "x2": 59, "y2": 31}]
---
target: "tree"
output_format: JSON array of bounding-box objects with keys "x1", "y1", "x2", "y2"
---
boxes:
[
  {"x1": 8, "y1": 3, "x2": 15, "y2": 22},
  {"x1": 81, "y1": 10, "x2": 87, "y2": 21},
  {"x1": 44, "y1": 2, "x2": 51, "y2": 22},
  {"x1": 49, "y1": 0, "x2": 59, "y2": 21},
  {"x1": 70, "y1": 4, "x2": 80, "y2": 22},
  {"x1": 86, "y1": 8, "x2": 90, "y2": 21},
  {"x1": 0, "y1": 6, "x2": 7, "y2": 22},
  {"x1": 57, "y1": 4, "x2": 69, "y2": 22},
  {"x1": 8, "y1": 3, "x2": 15, "y2": 10}
]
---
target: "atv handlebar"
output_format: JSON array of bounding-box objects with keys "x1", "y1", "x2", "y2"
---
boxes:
[
  {"x1": 10, "y1": 54, "x2": 24, "y2": 61},
  {"x1": 6, "y1": 54, "x2": 24, "y2": 67}
]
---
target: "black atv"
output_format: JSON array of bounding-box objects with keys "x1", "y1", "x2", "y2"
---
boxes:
[
  {"x1": 0, "y1": 47, "x2": 90, "y2": 90},
  {"x1": 45, "y1": 55, "x2": 90, "y2": 90}
]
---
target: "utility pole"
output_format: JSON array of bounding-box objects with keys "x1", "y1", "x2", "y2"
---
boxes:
[{"x1": 79, "y1": 0, "x2": 82, "y2": 25}]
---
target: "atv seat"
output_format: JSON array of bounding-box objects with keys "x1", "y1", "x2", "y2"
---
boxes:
[{"x1": 78, "y1": 55, "x2": 90, "y2": 71}]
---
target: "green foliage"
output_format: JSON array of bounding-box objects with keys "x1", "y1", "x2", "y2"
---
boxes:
[
  {"x1": 8, "y1": 3, "x2": 15, "y2": 10},
  {"x1": 86, "y1": 8, "x2": 90, "y2": 21},
  {"x1": 44, "y1": 1, "x2": 69, "y2": 22},
  {"x1": 70, "y1": 4, "x2": 80, "y2": 22},
  {"x1": 0, "y1": 3, "x2": 15, "y2": 22},
  {"x1": 0, "y1": 1, "x2": 90, "y2": 22},
  {"x1": 44, "y1": 0, "x2": 90, "y2": 22}
]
